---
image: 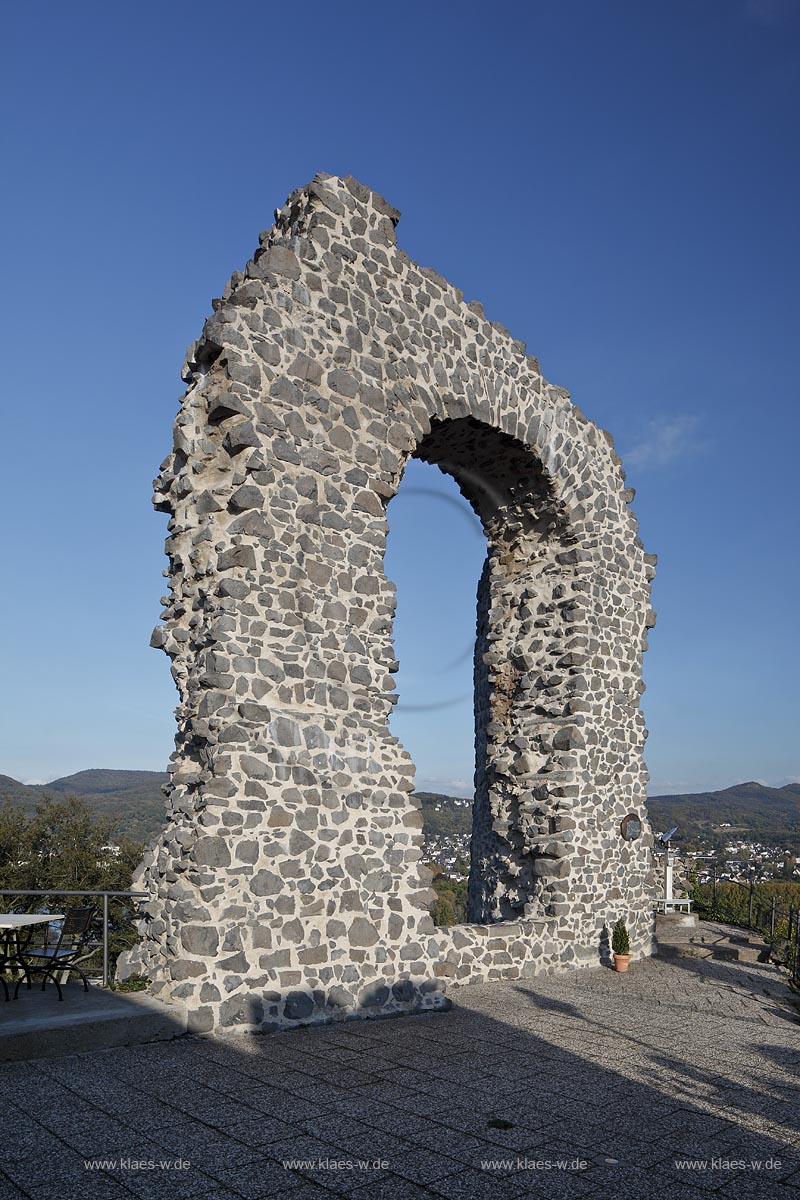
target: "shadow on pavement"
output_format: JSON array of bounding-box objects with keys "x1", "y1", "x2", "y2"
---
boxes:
[{"x1": 0, "y1": 967, "x2": 798, "y2": 1199}]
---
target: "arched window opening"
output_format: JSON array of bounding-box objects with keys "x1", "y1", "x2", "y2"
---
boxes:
[
  {"x1": 385, "y1": 456, "x2": 484, "y2": 925},
  {"x1": 387, "y1": 417, "x2": 568, "y2": 927}
]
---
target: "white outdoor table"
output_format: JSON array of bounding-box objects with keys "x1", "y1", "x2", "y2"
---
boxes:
[
  {"x1": 1, "y1": 914, "x2": 66, "y2": 999},
  {"x1": 0, "y1": 913, "x2": 64, "y2": 930}
]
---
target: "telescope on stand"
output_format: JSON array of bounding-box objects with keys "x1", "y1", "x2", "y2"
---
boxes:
[{"x1": 654, "y1": 828, "x2": 692, "y2": 914}]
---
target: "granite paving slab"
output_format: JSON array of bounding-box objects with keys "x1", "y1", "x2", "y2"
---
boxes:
[{"x1": 0, "y1": 954, "x2": 798, "y2": 1199}]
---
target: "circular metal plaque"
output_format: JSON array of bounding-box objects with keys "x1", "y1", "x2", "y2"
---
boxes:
[{"x1": 620, "y1": 813, "x2": 642, "y2": 841}]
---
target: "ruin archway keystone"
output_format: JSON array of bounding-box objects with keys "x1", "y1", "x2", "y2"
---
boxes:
[{"x1": 122, "y1": 174, "x2": 658, "y2": 1031}]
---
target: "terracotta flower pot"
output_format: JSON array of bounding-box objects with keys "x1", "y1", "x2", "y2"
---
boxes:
[{"x1": 613, "y1": 953, "x2": 631, "y2": 973}]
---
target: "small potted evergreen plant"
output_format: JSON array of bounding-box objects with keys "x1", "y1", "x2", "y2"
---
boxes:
[{"x1": 611, "y1": 918, "x2": 631, "y2": 973}]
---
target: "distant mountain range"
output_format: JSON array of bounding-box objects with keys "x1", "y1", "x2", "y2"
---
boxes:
[
  {"x1": 1, "y1": 771, "x2": 798, "y2": 853},
  {"x1": 0, "y1": 769, "x2": 168, "y2": 842},
  {"x1": 648, "y1": 781, "x2": 800, "y2": 853},
  {"x1": 420, "y1": 782, "x2": 800, "y2": 854}
]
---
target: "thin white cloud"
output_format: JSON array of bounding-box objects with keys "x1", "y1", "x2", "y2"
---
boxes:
[
  {"x1": 649, "y1": 774, "x2": 800, "y2": 795},
  {"x1": 647, "y1": 780, "x2": 696, "y2": 795},
  {"x1": 624, "y1": 415, "x2": 702, "y2": 470},
  {"x1": 415, "y1": 776, "x2": 472, "y2": 797}
]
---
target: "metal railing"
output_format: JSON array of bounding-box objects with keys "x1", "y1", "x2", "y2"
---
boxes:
[
  {"x1": 0, "y1": 889, "x2": 147, "y2": 987},
  {"x1": 688, "y1": 866, "x2": 800, "y2": 985}
]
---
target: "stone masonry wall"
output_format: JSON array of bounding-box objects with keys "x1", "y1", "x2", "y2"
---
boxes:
[{"x1": 120, "y1": 174, "x2": 659, "y2": 1032}]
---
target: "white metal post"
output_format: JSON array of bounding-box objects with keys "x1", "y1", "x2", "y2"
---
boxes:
[{"x1": 102, "y1": 892, "x2": 109, "y2": 987}]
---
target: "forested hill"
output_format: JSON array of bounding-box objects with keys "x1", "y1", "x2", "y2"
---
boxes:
[
  {"x1": 415, "y1": 792, "x2": 473, "y2": 837},
  {"x1": 418, "y1": 784, "x2": 800, "y2": 851},
  {"x1": 1, "y1": 773, "x2": 798, "y2": 851},
  {"x1": 0, "y1": 770, "x2": 168, "y2": 842},
  {"x1": 1, "y1": 778, "x2": 475, "y2": 844},
  {"x1": 647, "y1": 782, "x2": 800, "y2": 852}
]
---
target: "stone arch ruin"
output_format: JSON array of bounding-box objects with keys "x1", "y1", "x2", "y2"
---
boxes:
[{"x1": 122, "y1": 174, "x2": 658, "y2": 1032}]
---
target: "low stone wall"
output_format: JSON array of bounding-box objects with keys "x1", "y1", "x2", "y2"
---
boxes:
[{"x1": 168, "y1": 912, "x2": 656, "y2": 1034}]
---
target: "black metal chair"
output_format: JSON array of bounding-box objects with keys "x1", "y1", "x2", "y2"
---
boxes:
[
  {"x1": 14, "y1": 906, "x2": 97, "y2": 1001},
  {"x1": 0, "y1": 935, "x2": 10, "y2": 1001},
  {"x1": 1, "y1": 913, "x2": 36, "y2": 1000}
]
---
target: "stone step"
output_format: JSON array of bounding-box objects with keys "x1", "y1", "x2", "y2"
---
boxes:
[
  {"x1": 656, "y1": 927, "x2": 768, "y2": 944},
  {"x1": 654, "y1": 916, "x2": 773, "y2": 965},
  {"x1": 656, "y1": 928, "x2": 758, "y2": 945},
  {"x1": 655, "y1": 912, "x2": 698, "y2": 932},
  {"x1": 656, "y1": 938, "x2": 771, "y2": 964},
  {"x1": 0, "y1": 983, "x2": 188, "y2": 1063}
]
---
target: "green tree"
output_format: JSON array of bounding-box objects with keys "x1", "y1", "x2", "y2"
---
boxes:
[
  {"x1": 0, "y1": 801, "x2": 34, "y2": 890},
  {"x1": 1, "y1": 795, "x2": 144, "y2": 975},
  {"x1": 430, "y1": 871, "x2": 468, "y2": 926},
  {"x1": 26, "y1": 795, "x2": 141, "y2": 893}
]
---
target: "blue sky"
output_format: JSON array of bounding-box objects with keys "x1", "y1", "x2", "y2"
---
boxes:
[{"x1": 1, "y1": 0, "x2": 797, "y2": 796}]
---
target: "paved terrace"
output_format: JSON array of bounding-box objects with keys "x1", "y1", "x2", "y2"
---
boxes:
[{"x1": 1, "y1": 951, "x2": 798, "y2": 1200}]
